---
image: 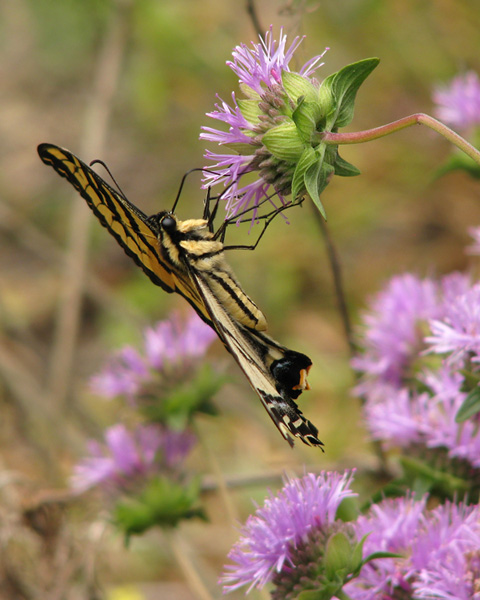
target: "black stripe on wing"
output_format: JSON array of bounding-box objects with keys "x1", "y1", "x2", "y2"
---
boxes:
[
  {"x1": 190, "y1": 268, "x2": 323, "y2": 448},
  {"x1": 38, "y1": 143, "x2": 176, "y2": 294}
]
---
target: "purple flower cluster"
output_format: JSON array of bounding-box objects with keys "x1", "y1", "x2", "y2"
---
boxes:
[
  {"x1": 71, "y1": 311, "x2": 215, "y2": 498},
  {"x1": 353, "y1": 271, "x2": 480, "y2": 468},
  {"x1": 346, "y1": 496, "x2": 480, "y2": 600},
  {"x1": 90, "y1": 311, "x2": 216, "y2": 403},
  {"x1": 221, "y1": 469, "x2": 480, "y2": 599},
  {"x1": 433, "y1": 71, "x2": 480, "y2": 131},
  {"x1": 201, "y1": 27, "x2": 327, "y2": 220},
  {"x1": 221, "y1": 470, "x2": 356, "y2": 593},
  {"x1": 71, "y1": 423, "x2": 196, "y2": 494}
]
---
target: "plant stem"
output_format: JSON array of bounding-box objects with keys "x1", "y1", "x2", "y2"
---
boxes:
[
  {"x1": 169, "y1": 530, "x2": 215, "y2": 600},
  {"x1": 310, "y1": 202, "x2": 357, "y2": 357},
  {"x1": 245, "y1": 0, "x2": 265, "y2": 39},
  {"x1": 320, "y1": 113, "x2": 480, "y2": 166}
]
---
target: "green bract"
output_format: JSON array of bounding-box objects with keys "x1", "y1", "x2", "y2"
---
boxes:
[
  {"x1": 302, "y1": 57, "x2": 380, "y2": 216},
  {"x1": 251, "y1": 57, "x2": 379, "y2": 218},
  {"x1": 114, "y1": 476, "x2": 206, "y2": 538}
]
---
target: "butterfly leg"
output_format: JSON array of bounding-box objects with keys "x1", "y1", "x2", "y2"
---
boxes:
[{"x1": 222, "y1": 197, "x2": 305, "y2": 251}]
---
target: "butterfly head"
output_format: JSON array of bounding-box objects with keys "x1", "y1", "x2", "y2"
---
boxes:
[{"x1": 147, "y1": 211, "x2": 178, "y2": 235}]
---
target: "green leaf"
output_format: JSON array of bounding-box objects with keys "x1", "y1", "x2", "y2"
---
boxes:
[
  {"x1": 455, "y1": 387, "x2": 480, "y2": 422},
  {"x1": 292, "y1": 99, "x2": 320, "y2": 142},
  {"x1": 296, "y1": 590, "x2": 324, "y2": 600},
  {"x1": 237, "y1": 98, "x2": 263, "y2": 125},
  {"x1": 321, "y1": 57, "x2": 380, "y2": 130},
  {"x1": 325, "y1": 533, "x2": 352, "y2": 579},
  {"x1": 239, "y1": 82, "x2": 261, "y2": 100},
  {"x1": 335, "y1": 496, "x2": 360, "y2": 523},
  {"x1": 400, "y1": 455, "x2": 470, "y2": 498},
  {"x1": 350, "y1": 535, "x2": 368, "y2": 575},
  {"x1": 435, "y1": 151, "x2": 480, "y2": 179},
  {"x1": 304, "y1": 145, "x2": 332, "y2": 219},
  {"x1": 363, "y1": 551, "x2": 404, "y2": 563},
  {"x1": 282, "y1": 70, "x2": 318, "y2": 104},
  {"x1": 142, "y1": 364, "x2": 225, "y2": 427},
  {"x1": 333, "y1": 153, "x2": 361, "y2": 177},
  {"x1": 114, "y1": 477, "x2": 206, "y2": 536},
  {"x1": 291, "y1": 146, "x2": 318, "y2": 200},
  {"x1": 262, "y1": 120, "x2": 305, "y2": 161}
]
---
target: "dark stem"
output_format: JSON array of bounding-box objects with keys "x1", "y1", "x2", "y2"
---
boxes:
[
  {"x1": 310, "y1": 204, "x2": 357, "y2": 357},
  {"x1": 245, "y1": 0, "x2": 264, "y2": 38}
]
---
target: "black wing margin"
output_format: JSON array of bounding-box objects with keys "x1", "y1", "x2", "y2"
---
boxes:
[
  {"x1": 37, "y1": 143, "x2": 176, "y2": 294},
  {"x1": 191, "y1": 268, "x2": 323, "y2": 448}
]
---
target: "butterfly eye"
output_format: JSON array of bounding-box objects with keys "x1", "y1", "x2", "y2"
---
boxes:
[{"x1": 161, "y1": 215, "x2": 176, "y2": 231}]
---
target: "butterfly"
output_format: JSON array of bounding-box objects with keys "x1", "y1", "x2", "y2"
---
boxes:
[{"x1": 38, "y1": 143, "x2": 323, "y2": 448}]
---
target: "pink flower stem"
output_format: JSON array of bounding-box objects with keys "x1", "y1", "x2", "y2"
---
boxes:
[{"x1": 319, "y1": 113, "x2": 480, "y2": 166}]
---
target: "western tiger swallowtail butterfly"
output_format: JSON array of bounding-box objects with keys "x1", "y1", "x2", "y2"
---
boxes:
[{"x1": 38, "y1": 143, "x2": 323, "y2": 448}]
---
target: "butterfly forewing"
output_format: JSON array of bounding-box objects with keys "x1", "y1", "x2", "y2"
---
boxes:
[{"x1": 38, "y1": 143, "x2": 176, "y2": 294}]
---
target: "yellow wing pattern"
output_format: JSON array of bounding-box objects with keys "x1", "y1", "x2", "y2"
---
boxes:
[{"x1": 37, "y1": 143, "x2": 212, "y2": 325}]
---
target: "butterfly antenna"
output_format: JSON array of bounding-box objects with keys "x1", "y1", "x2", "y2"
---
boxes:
[
  {"x1": 171, "y1": 167, "x2": 225, "y2": 214},
  {"x1": 90, "y1": 159, "x2": 129, "y2": 201}
]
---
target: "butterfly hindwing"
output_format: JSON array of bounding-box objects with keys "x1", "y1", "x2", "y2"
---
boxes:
[{"x1": 190, "y1": 267, "x2": 323, "y2": 447}]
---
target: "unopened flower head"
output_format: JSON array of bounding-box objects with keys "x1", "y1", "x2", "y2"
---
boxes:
[
  {"x1": 433, "y1": 71, "x2": 480, "y2": 131},
  {"x1": 221, "y1": 470, "x2": 356, "y2": 595},
  {"x1": 201, "y1": 27, "x2": 328, "y2": 219}
]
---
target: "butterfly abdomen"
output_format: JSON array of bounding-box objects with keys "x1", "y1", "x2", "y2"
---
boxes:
[{"x1": 157, "y1": 215, "x2": 268, "y2": 332}]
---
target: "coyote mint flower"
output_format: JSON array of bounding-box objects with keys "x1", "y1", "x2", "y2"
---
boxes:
[
  {"x1": 221, "y1": 471, "x2": 358, "y2": 596},
  {"x1": 201, "y1": 27, "x2": 379, "y2": 221}
]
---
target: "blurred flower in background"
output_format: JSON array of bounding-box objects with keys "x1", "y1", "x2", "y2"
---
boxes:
[
  {"x1": 70, "y1": 311, "x2": 221, "y2": 536},
  {"x1": 433, "y1": 71, "x2": 480, "y2": 132},
  {"x1": 353, "y1": 269, "x2": 480, "y2": 498},
  {"x1": 71, "y1": 423, "x2": 196, "y2": 494},
  {"x1": 90, "y1": 311, "x2": 217, "y2": 404},
  {"x1": 432, "y1": 71, "x2": 480, "y2": 178}
]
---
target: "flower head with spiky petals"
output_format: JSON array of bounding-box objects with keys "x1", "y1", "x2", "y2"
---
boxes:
[
  {"x1": 352, "y1": 273, "x2": 443, "y2": 388},
  {"x1": 345, "y1": 495, "x2": 426, "y2": 600},
  {"x1": 345, "y1": 498, "x2": 480, "y2": 600},
  {"x1": 426, "y1": 282, "x2": 480, "y2": 365},
  {"x1": 201, "y1": 27, "x2": 328, "y2": 221},
  {"x1": 221, "y1": 470, "x2": 356, "y2": 595}
]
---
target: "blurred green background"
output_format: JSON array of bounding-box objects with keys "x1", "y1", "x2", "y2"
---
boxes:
[{"x1": 1, "y1": 0, "x2": 479, "y2": 598}]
